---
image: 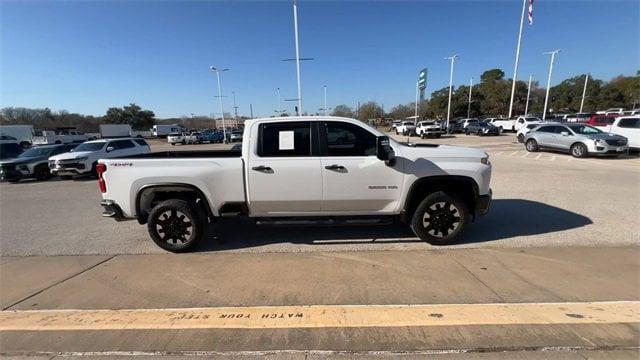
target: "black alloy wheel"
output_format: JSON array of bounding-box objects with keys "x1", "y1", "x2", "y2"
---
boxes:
[
  {"x1": 411, "y1": 191, "x2": 468, "y2": 245},
  {"x1": 147, "y1": 199, "x2": 205, "y2": 252}
]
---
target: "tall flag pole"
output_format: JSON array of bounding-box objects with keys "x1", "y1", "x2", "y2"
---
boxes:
[{"x1": 507, "y1": 0, "x2": 531, "y2": 118}]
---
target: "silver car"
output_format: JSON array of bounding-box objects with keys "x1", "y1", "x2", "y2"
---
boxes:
[{"x1": 524, "y1": 123, "x2": 628, "y2": 158}]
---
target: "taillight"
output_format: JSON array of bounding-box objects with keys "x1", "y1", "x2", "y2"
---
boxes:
[{"x1": 96, "y1": 163, "x2": 107, "y2": 193}]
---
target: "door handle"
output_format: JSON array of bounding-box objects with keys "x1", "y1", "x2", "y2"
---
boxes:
[
  {"x1": 324, "y1": 164, "x2": 346, "y2": 171},
  {"x1": 251, "y1": 165, "x2": 273, "y2": 172}
]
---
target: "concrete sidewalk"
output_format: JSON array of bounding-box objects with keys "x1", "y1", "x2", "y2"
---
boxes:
[{"x1": 1, "y1": 246, "x2": 639, "y2": 355}]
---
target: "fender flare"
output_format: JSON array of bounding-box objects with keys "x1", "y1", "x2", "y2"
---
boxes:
[{"x1": 135, "y1": 183, "x2": 214, "y2": 224}]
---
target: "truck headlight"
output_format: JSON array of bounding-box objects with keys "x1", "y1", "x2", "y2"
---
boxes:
[{"x1": 481, "y1": 154, "x2": 491, "y2": 165}]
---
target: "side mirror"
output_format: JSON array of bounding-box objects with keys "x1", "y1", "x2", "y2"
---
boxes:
[
  {"x1": 560, "y1": 131, "x2": 569, "y2": 136},
  {"x1": 106, "y1": 146, "x2": 115, "y2": 152},
  {"x1": 376, "y1": 136, "x2": 395, "y2": 165}
]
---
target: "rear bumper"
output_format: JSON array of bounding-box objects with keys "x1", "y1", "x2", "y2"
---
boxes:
[
  {"x1": 100, "y1": 200, "x2": 128, "y2": 221},
  {"x1": 475, "y1": 189, "x2": 492, "y2": 217}
]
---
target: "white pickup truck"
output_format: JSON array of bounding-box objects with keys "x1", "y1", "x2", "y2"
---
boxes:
[{"x1": 97, "y1": 117, "x2": 492, "y2": 252}]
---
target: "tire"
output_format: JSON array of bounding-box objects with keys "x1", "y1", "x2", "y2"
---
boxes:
[
  {"x1": 436, "y1": 134, "x2": 441, "y2": 138},
  {"x1": 517, "y1": 133, "x2": 524, "y2": 143},
  {"x1": 411, "y1": 191, "x2": 468, "y2": 245},
  {"x1": 35, "y1": 165, "x2": 52, "y2": 181},
  {"x1": 465, "y1": 130, "x2": 470, "y2": 135},
  {"x1": 59, "y1": 175, "x2": 73, "y2": 180},
  {"x1": 147, "y1": 199, "x2": 206, "y2": 253},
  {"x1": 420, "y1": 133, "x2": 425, "y2": 139},
  {"x1": 571, "y1": 143, "x2": 588, "y2": 158},
  {"x1": 525, "y1": 139, "x2": 539, "y2": 152},
  {"x1": 90, "y1": 162, "x2": 98, "y2": 178},
  {"x1": 182, "y1": 140, "x2": 186, "y2": 145}
]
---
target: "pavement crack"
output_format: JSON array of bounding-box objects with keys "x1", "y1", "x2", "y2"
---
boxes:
[
  {"x1": 2, "y1": 255, "x2": 117, "y2": 310},
  {"x1": 449, "y1": 255, "x2": 506, "y2": 302}
]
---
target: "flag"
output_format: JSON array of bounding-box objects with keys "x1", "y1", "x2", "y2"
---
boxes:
[{"x1": 528, "y1": 0, "x2": 534, "y2": 25}]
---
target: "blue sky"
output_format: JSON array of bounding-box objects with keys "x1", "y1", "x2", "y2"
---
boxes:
[{"x1": 1, "y1": 0, "x2": 638, "y2": 118}]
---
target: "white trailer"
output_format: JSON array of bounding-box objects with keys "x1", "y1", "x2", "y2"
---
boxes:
[
  {"x1": 0, "y1": 125, "x2": 34, "y2": 148},
  {"x1": 100, "y1": 124, "x2": 132, "y2": 138},
  {"x1": 152, "y1": 124, "x2": 184, "y2": 137}
]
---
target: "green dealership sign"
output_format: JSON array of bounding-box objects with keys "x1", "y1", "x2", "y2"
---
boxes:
[{"x1": 418, "y1": 68, "x2": 427, "y2": 90}]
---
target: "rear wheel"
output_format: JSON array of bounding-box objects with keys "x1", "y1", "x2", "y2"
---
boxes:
[
  {"x1": 147, "y1": 199, "x2": 206, "y2": 253},
  {"x1": 411, "y1": 191, "x2": 468, "y2": 245},
  {"x1": 525, "y1": 139, "x2": 539, "y2": 152},
  {"x1": 571, "y1": 143, "x2": 588, "y2": 158}
]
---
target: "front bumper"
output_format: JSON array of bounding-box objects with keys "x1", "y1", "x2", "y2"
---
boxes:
[
  {"x1": 475, "y1": 189, "x2": 492, "y2": 217},
  {"x1": 589, "y1": 142, "x2": 628, "y2": 156},
  {"x1": 49, "y1": 160, "x2": 88, "y2": 175}
]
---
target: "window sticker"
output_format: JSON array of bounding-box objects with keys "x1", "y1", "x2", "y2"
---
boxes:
[{"x1": 279, "y1": 131, "x2": 294, "y2": 150}]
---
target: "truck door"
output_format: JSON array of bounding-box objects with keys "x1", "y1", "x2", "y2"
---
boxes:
[
  {"x1": 319, "y1": 121, "x2": 403, "y2": 213},
  {"x1": 247, "y1": 121, "x2": 322, "y2": 215}
]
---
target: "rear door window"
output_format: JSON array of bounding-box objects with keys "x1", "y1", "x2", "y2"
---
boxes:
[{"x1": 259, "y1": 122, "x2": 312, "y2": 157}]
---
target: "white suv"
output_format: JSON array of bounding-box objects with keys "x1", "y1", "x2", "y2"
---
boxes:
[{"x1": 49, "y1": 138, "x2": 150, "y2": 178}]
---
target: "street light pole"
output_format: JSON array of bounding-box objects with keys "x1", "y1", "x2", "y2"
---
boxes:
[
  {"x1": 210, "y1": 66, "x2": 229, "y2": 143},
  {"x1": 467, "y1": 77, "x2": 473, "y2": 118},
  {"x1": 414, "y1": 80, "x2": 419, "y2": 124},
  {"x1": 525, "y1": 74, "x2": 532, "y2": 116},
  {"x1": 508, "y1": 0, "x2": 528, "y2": 118},
  {"x1": 444, "y1": 54, "x2": 459, "y2": 133},
  {"x1": 292, "y1": 0, "x2": 303, "y2": 115},
  {"x1": 232, "y1": 91, "x2": 238, "y2": 125},
  {"x1": 323, "y1": 85, "x2": 327, "y2": 116},
  {"x1": 580, "y1": 73, "x2": 589, "y2": 114},
  {"x1": 542, "y1": 49, "x2": 561, "y2": 120}
]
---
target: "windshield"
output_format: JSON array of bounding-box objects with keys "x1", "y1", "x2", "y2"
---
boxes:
[
  {"x1": 567, "y1": 125, "x2": 602, "y2": 135},
  {"x1": 18, "y1": 147, "x2": 54, "y2": 158},
  {"x1": 72, "y1": 142, "x2": 104, "y2": 152}
]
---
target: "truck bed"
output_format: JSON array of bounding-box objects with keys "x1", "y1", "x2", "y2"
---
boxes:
[{"x1": 119, "y1": 150, "x2": 242, "y2": 159}]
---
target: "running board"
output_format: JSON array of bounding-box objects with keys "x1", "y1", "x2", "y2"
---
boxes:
[{"x1": 255, "y1": 217, "x2": 395, "y2": 227}]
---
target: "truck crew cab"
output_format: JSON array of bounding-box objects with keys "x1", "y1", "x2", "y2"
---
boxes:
[{"x1": 98, "y1": 117, "x2": 492, "y2": 252}]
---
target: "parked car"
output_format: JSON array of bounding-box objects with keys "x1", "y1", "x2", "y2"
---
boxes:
[
  {"x1": 229, "y1": 130, "x2": 243, "y2": 142},
  {"x1": 459, "y1": 118, "x2": 481, "y2": 129},
  {"x1": 516, "y1": 122, "x2": 545, "y2": 143},
  {"x1": 395, "y1": 121, "x2": 416, "y2": 136},
  {"x1": 524, "y1": 123, "x2": 628, "y2": 158},
  {"x1": 585, "y1": 114, "x2": 618, "y2": 127},
  {"x1": 49, "y1": 138, "x2": 150, "y2": 179},
  {"x1": 565, "y1": 113, "x2": 592, "y2": 123},
  {"x1": 445, "y1": 120, "x2": 464, "y2": 133},
  {"x1": 390, "y1": 120, "x2": 402, "y2": 130},
  {"x1": 465, "y1": 122, "x2": 501, "y2": 136},
  {"x1": 0, "y1": 141, "x2": 23, "y2": 160},
  {"x1": 602, "y1": 116, "x2": 640, "y2": 151},
  {"x1": 199, "y1": 130, "x2": 224, "y2": 143},
  {"x1": 514, "y1": 116, "x2": 543, "y2": 131},
  {"x1": 168, "y1": 132, "x2": 199, "y2": 145},
  {"x1": 98, "y1": 116, "x2": 492, "y2": 252},
  {"x1": 0, "y1": 144, "x2": 77, "y2": 182},
  {"x1": 415, "y1": 121, "x2": 444, "y2": 138},
  {"x1": 604, "y1": 108, "x2": 624, "y2": 115},
  {"x1": 487, "y1": 118, "x2": 517, "y2": 132},
  {"x1": 0, "y1": 125, "x2": 34, "y2": 149}
]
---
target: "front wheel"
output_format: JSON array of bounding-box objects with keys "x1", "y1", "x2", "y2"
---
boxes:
[
  {"x1": 517, "y1": 133, "x2": 524, "y2": 143},
  {"x1": 411, "y1": 191, "x2": 468, "y2": 245},
  {"x1": 525, "y1": 139, "x2": 539, "y2": 152},
  {"x1": 35, "y1": 165, "x2": 52, "y2": 181},
  {"x1": 571, "y1": 143, "x2": 588, "y2": 158},
  {"x1": 147, "y1": 199, "x2": 206, "y2": 253}
]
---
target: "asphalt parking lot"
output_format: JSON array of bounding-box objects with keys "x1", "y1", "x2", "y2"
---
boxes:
[{"x1": 0, "y1": 132, "x2": 638, "y2": 256}]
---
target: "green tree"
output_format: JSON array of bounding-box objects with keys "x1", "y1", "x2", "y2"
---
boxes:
[
  {"x1": 331, "y1": 104, "x2": 354, "y2": 118},
  {"x1": 104, "y1": 103, "x2": 155, "y2": 130}
]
